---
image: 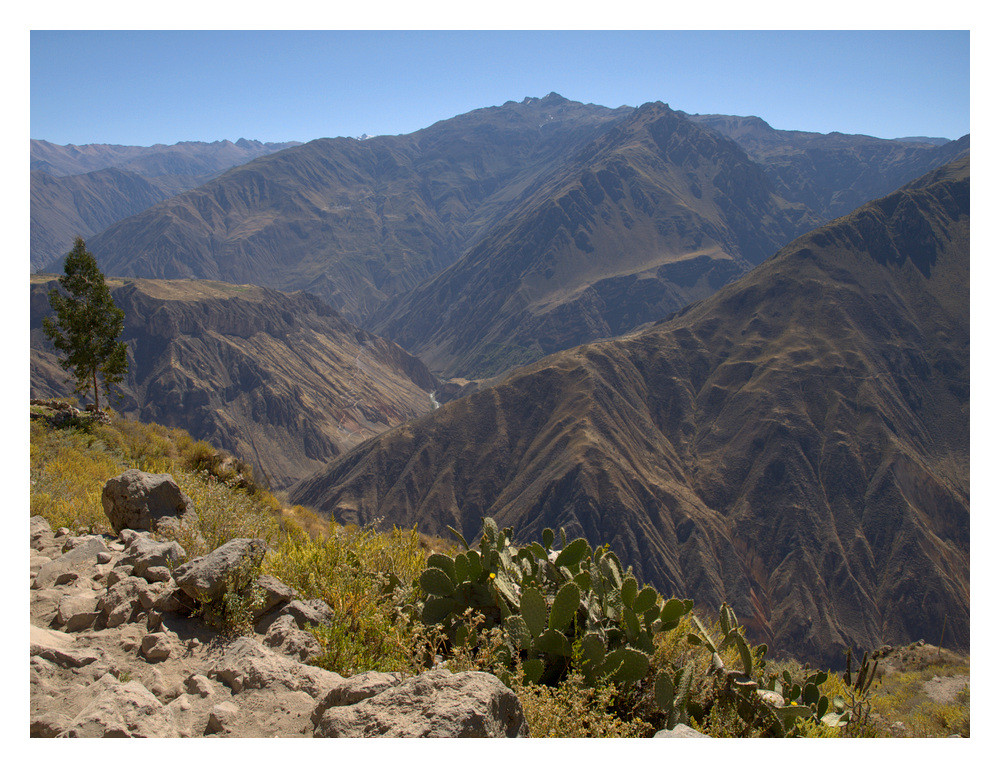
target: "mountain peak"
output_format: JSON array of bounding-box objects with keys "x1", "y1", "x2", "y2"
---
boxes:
[{"x1": 521, "y1": 92, "x2": 569, "y2": 106}]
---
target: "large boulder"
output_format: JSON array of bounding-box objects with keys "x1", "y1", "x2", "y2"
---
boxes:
[
  {"x1": 30, "y1": 515, "x2": 54, "y2": 550},
  {"x1": 32, "y1": 536, "x2": 109, "y2": 589},
  {"x1": 312, "y1": 668, "x2": 529, "y2": 737},
  {"x1": 172, "y1": 538, "x2": 266, "y2": 605},
  {"x1": 101, "y1": 469, "x2": 195, "y2": 534},
  {"x1": 210, "y1": 636, "x2": 344, "y2": 696},
  {"x1": 118, "y1": 537, "x2": 186, "y2": 581},
  {"x1": 63, "y1": 676, "x2": 179, "y2": 737}
]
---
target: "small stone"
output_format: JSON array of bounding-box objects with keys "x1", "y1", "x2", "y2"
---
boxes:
[
  {"x1": 654, "y1": 724, "x2": 711, "y2": 738},
  {"x1": 97, "y1": 551, "x2": 113, "y2": 564},
  {"x1": 185, "y1": 674, "x2": 214, "y2": 698},
  {"x1": 56, "y1": 527, "x2": 71, "y2": 537},
  {"x1": 206, "y1": 702, "x2": 240, "y2": 734},
  {"x1": 54, "y1": 571, "x2": 80, "y2": 586},
  {"x1": 140, "y1": 632, "x2": 174, "y2": 662},
  {"x1": 144, "y1": 565, "x2": 172, "y2": 583}
]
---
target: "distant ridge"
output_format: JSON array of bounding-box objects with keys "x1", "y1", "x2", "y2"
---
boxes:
[
  {"x1": 680, "y1": 112, "x2": 969, "y2": 219},
  {"x1": 30, "y1": 138, "x2": 301, "y2": 270}
]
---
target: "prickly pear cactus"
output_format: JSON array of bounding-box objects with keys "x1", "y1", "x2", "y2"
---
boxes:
[{"x1": 412, "y1": 517, "x2": 694, "y2": 689}]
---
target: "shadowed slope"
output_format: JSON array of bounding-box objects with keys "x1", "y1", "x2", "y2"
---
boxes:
[
  {"x1": 85, "y1": 95, "x2": 629, "y2": 325},
  {"x1": 291, "y1": 157, "x2": 969, "y2": 666},
  {"x1": 30, "y1": 278, "x2": 439, "y2": 487},
  {"x1": 372, "y1": 102, "x2": 815, "y2": 378},
  {"x1": 682, "y1": 112, "x2": 970, "y2": 220}
]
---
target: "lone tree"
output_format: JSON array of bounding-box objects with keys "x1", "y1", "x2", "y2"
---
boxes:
[{"x1": 42, "y1": 237, "x2": 128, "y2": 411}]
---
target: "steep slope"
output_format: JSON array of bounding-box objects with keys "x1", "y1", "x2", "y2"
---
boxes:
[
  {"x1": 373, "y1": 102, "x2": 815, "y2": 378},
  {"x1": 30, "y1": 278, "x2": 438, "y2": 487},
  {"x1": 682, "y1": 113, "x2": 970, "y2": 220},
  {"x1": 31, "y1": 138, "x2": 301, "y2": 270},
  {"x1": 31, "y1": 168, "x2": 170, "y2": 271},
  {"x1": 291, "y1": 157, "x2": 969, "y2": 666},
  {"x1": 84, "y1": 95, "x2": 630, "y2": 324}
]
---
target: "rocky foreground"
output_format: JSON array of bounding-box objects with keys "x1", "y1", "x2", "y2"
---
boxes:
[{"x1": 28, "y1": 472, "x2": 530, "y2": 738}]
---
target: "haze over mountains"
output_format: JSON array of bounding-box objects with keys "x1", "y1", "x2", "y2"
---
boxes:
[
  {"x1": 37, "y1": 94, "x2": 968, "y2": 382},
  {"x1": 681, "y1": 112, "x2": 969, "y2": 221},
  {"x1": 29, "y1": 94, "x2": 970, "y2": 664},
  {"x1": 290, "y1": 157, "x2": 970, "y2": 666},
  {"x1": 30, "y1": 138, "x2": 300, "y2": 270}
]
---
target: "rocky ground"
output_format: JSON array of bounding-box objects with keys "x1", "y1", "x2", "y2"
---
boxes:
[{"x1": 28, "y1": 512, "x2": 528, "y2": 738}]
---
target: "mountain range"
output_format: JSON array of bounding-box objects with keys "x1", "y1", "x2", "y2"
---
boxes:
[
  {"x1": 289, "y1": 157, "x2": 970, "y2": 666},
  {"x1": 36, "y1": 95, "x2": 967, "y2": 382},
  {"x1": 30, "y1": 138, "x2": 300, "y2": 270},
  {"x1": 29, "y1": 95, "x2": 970, "y2": 664}
]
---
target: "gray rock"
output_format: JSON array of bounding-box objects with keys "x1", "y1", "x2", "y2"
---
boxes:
[
  {"x1": 97, "y1": 575, "x2": 158, "y2": 627},
  {"x1": 210, "y1": 636, "x2": 344, "y2": 696},
  {"x1": 96, "y1": 551, "x2": 114, "y2": 565},
  {"x1": 172, "y1": 538, "x2": 266, "y2": 604},
  {"x1": 313, "y1": 668, "x2": 528, "y2": 738},
  {"x1": 144, "y1": 565, "x2": 172, "y2": 583},
  {"x1": 32, "y1": 536, "x2": 109, "y2": 589},
  {"x1": 63, "y1": 679, "x2": 178, "y2": 737},
  {"x1": 53, "y1": 570, "x2": 82, "y2": 586},
  {"x1": 653, "y1": 724, "x2": 711, "y2": 738},
  {"x1": 30, "y1": 516, "x2": 54, "y2": 549},
  {"x1": 153, "y1": 588, "x2": 187, "y2": 613},
  {"x1": 119, "y1": 529, "x2": 150, "y2": 546},
  {"x1": 101, "y1": 469, "x2": 195, "y2": 534},
  {"x1": 280, "y1": 598, "x2": 335, "y2": 630},
  {"x1": 263, "y1": 614, "x2": 322, "y2": 661},
  {"x1": 119, "y1": 537, "x2": 186, "y2": 580},
  {"x1": 61, "y1": 534, "x2": 107, "y2": 554},
  {"x1": 55, "y1": 593, "x2": 99, "y2": 630},
  {"x1": 311, "y1": 671, "x2": 404, "y2": 717},
  {"x1": 30, "y1": 639, "x2": 100, "y2": 669},
  {"x1": 255, "y1": 574, "x2": 298, "y2": 618},
  {"x1": 106, "y1": 566, "x2": 133, "y2": 588}
]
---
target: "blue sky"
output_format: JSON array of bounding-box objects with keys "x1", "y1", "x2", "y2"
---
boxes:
[{"x1": 30, "y1": 30, "x2": 970, "y2": 146}]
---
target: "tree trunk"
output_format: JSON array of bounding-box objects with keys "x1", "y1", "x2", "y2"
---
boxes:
[{"x1": 92, "y1": 368, "x2": 100, "y2": 411}]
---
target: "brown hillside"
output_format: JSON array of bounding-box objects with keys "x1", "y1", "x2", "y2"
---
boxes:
[
  {"x1": 372, "y1": 101, "x2": 814, "y2": 378},
  {"x1": 30, "y1": 278, "x2": 438, "y2": 487},
  {"x1": 291, "y1": 157, "x2": 969, "y2": 667}
]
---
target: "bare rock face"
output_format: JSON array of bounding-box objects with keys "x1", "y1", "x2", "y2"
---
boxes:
[
  {"x1": 102, "y1": 469, "x2": 195, "y2": 534},
  {"x1": 63, "y1": 676, "x2": 179, "y2": 738},
  {"x1": 172, "y1": 538, "x2": 265, "y2": 605},
  {"x1": 210, "y1": 636, "x2": 344, "y2": 697},
  {"x1": 312, "y1": 668, "x2": 529, "y2": 738},
  {"x1": 119, "y1": 537, "x2": 187, "y2": 580},
  {"x1": 32, "y1": 536, "x2": 109, "y2": 590}
]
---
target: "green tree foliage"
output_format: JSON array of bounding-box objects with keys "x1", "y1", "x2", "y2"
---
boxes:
[{"x1": 42, "y1": 238, "x2": 127, "y2": 410}]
